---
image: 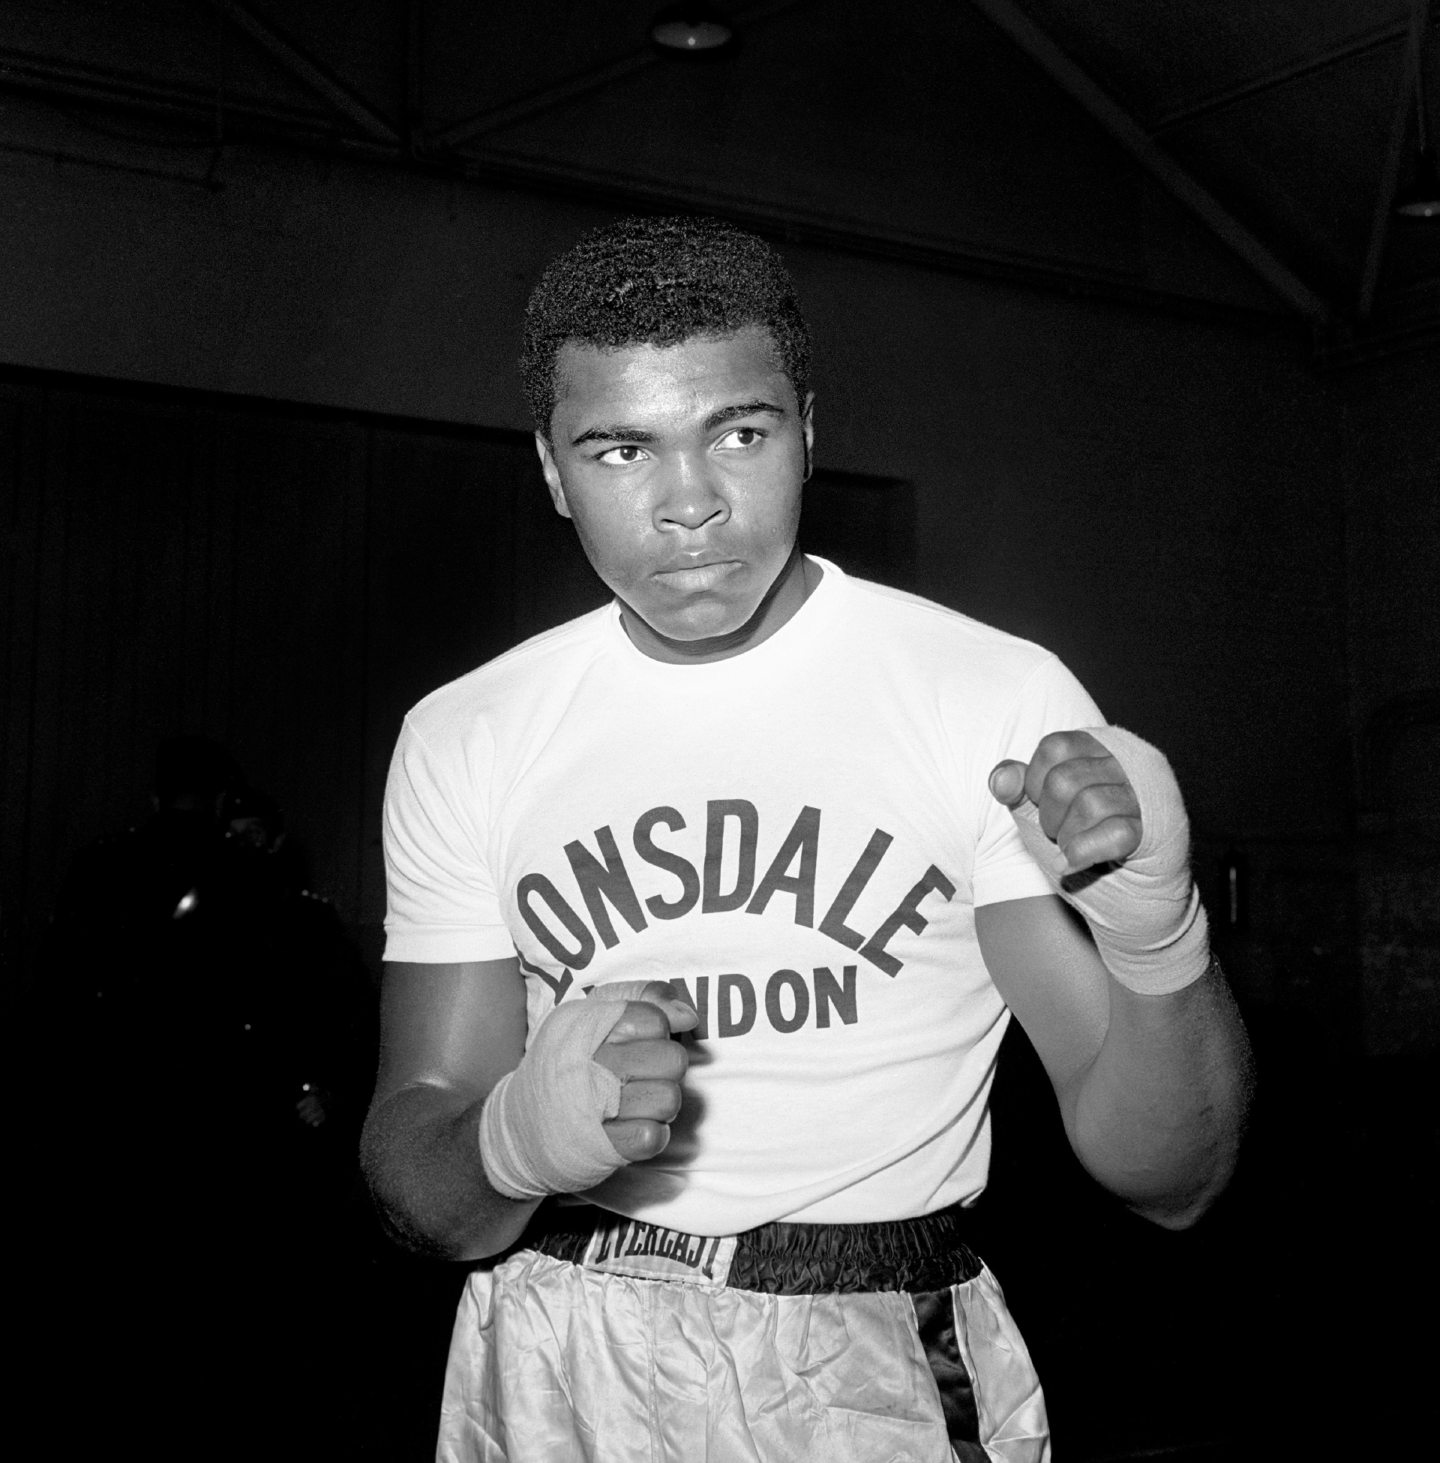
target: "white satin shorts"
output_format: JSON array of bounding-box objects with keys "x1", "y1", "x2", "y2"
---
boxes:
[{"x1": 436, "y1": 1247, "x2": 1050, "y2": 1462}]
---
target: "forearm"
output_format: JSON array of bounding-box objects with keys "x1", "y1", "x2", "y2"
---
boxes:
[
  {"x1": 360, "y1": 1084, "x2": 540, "y2": 1261},
  {"x1": 1062, "y1": 957, "x2": 1253, "y2": 1228}
]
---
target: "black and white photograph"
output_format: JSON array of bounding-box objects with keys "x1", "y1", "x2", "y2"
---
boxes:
[{"x1": 3, "y1": 5, "x2": 1436, "y2": 1460}]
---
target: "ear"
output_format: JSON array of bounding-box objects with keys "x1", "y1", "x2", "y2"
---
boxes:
[
  {"x1": 800, "y1": 392, "x2": 815, "y2": 483},
  {"x1": 535, "y1": 432, "x2": 572, "y2": 519}
]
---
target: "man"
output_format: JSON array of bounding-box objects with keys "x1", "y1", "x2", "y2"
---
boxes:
[{"x1": 362, "y1": 215, "x2": 1252, "y2": 1463}]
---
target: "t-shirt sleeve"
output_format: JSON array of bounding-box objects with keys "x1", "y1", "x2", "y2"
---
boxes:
[
  {"x1": 382, "y1": 715, "x2": 516, "y2": 964},
  {"x1": 971, "y1": 653, "x2": 1106, "y2": 909}
]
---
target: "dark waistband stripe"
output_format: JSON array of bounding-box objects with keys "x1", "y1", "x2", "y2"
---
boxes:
[{"x1": 524, "y1": 1203, "x2": 984, "y2": 1295}]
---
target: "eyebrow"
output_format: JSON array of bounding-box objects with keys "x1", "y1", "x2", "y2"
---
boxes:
[
  {"x1": 569, "y1": 399, "x2": 787, "y2": 448},
  {"x1": 704, "y1": 399, "x2": 787, "y2": 430},
  {"x1": 570, "y1": 424, "x2": 656, "y2": 446}
]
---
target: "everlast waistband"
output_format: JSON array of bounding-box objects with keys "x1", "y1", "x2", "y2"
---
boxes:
[{"x1": 524, "y1": 1203, "x2": 984, "y2": 1294}]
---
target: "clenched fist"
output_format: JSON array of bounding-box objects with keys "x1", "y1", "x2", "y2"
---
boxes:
[
  {"x1": 989, "y1": 729, "x2": 1142, "y2": 876},
  {"x1": 990, "y1": 726, "x2": 1210, "y2": 995},
  {"x1": 589, "y1": 980, "x2": 697, "y2": 1163},
  {"x1": 479, "y1": 980, "x2": 696, "y2": 1200}
]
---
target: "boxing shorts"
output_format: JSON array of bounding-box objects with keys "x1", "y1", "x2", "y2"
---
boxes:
[{"x1": 436, "y1": 1204, "x2": 1049, "y2": 1462}]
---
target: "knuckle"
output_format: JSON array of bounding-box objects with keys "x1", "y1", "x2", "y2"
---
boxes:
[
  {"x1": 1036, "y1": 730, "x2": 1082, "y2": 762},
  {"x1": 1110, "y1": 813, "x2": 1143, "y2": 855},
  {"x1": 1079, "y1": 815, "x2": 1139, "y2": 866},
  {"x1": 620, "y1": 1075, "x2": 684, "y2": 1124},
  {"x1": 1071, "y1": 783, "x2": 1113, "y2": 822},
  {"x1": 1039, "y1": 760, "x2": 1081, "y2": 805}
]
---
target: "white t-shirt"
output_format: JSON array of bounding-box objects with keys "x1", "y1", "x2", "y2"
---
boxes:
[{"x1": 384, "y1": 559, "x2": 1102, "y2": 1233}]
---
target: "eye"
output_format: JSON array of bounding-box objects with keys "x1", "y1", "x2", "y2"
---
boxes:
[
  {"x1": 595, "y1": 444, "x2": 649, "y2": 465},
  {"x1": 714, "y1": 426, "x2": 766, "y2": 451}
]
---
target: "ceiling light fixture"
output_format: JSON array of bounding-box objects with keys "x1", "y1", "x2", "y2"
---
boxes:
[
  {"x1": 1395, "y1": 6, "x2": 1440, "y2": 217},
  {"x1": 1394, "y1": 146, "x2": 1440, "y2": 218},
  {"x1": 650, "y1": 6, "x2": 737, "y2": 57}
]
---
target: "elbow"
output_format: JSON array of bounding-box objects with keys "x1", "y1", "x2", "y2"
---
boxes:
[
  {"x1": 1071, "y1": 1121, "x2": 1243, "y2": 1231},
  {"x1": 361, "y1": 1170, "x2": 506, "y2": 1262},
  {"x1": 1124, "y1": 1150, "x2": 1241, "y2": 1231},
  {"x1": 359, "y1": 1106, "x2": 534, "y2": 1263},
  {"x1": 1070, "y1": 1068, "x2": 1255, "y2": 1234},
  {"x1": 1131, "y1": 1191, "x2": 1215, "y2": 1231}
]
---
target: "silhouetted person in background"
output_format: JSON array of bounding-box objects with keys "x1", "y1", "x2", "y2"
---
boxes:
[
  {"x1": 45, "y1": 733, "x2": 242, "y2": 1013},
  {"x1": 213, "y1": 779, "x2": 376, "y2": 1216},
  {"x1": 31, "y1": 735, "x2": 374, "y2": 1458}
]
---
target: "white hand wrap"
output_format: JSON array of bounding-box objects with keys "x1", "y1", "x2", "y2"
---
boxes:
[
  {"x1": 479, "y1": 992, "x2": 632, "y2": 1201},
  {"x1": 1007, "y1": 725, "x2": 1210, "y2": 995}
]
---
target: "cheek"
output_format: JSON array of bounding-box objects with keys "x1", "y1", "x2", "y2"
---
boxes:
[
  {"x1": 567, "y1": 496, "x2": 647, "y2": 576},
  {"x1": 743, "y1": 477, "x2": 804, "y2": 541}
]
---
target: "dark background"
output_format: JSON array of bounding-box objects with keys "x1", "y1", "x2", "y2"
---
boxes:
[{"x1": 2, "y1": 3, "x2": 1437, "y2": 1459}]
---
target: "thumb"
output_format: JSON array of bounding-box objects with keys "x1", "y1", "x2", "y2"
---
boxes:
[
  {"x1": 989, "y1": 762, "x2": 1068, "y2": 878},
  {"x1": 988, "y1": 759, "x2": 1029, "y2": 808},
  {"x1": 649, "y1": 981, "x2": 699, "y2": 1035},
  {"x1": 660, "y1": 997, "x2": 700, "y2": 1035},
  {"x1": 589, "y1": 978, "x2": 699, "y2": 1035}
]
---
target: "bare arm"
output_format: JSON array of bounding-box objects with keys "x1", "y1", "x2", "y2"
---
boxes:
[
  {"x1": 359, "y1": 959, "x2": 694, "y2": 1261},
  {"x1": 360, "y1": 958, "x2": 537, "y2": 1260},
  {"x1": 976, "y1": 895, "x2": 1252, "y2": 1228},
  {"x1": 978, "y1": 728, "x2": 1253, "y2": 1228}
]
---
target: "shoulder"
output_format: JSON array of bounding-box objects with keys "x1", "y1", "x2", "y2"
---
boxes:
[{"x1": 823, "y1": 562, "x2": 1062, "y2": 690}]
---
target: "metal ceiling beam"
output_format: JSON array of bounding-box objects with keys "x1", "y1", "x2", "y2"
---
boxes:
[
  {"x1": 404, "y1": 0, "x2": 425, "y2": 153},
  {"x1": 0, "y1": 51, "x2": 335, "y2": 138},
  {"x1": 1357, "y1": 0, "x2": 1431, "y2": 320},
  {"x1": 965, "y1": 0, "x2": 1332, "y2": 325},
  {"x1": 0, "y1": 66, "x2": 1300, "y2": 335},
  {"x1": 1150, "y1": 20, "x2": 1409, "y2": 132},
  {"x1": 207, "y1": 0, "x2": 400, "y2": 146},
  {"x1": 442, "y1": 146, "x2": 1295, "y2": 331},
  {"x1": 426, "y1": 49, "x2": 665, "y2": 153},
  {"x1": 425, "y1": 0, "x2": 806, "y2": 152}
]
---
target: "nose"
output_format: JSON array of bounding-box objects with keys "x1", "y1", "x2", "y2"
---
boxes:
[{"x1": 653, "y1": 453, "x2": 729, "y2": 532}]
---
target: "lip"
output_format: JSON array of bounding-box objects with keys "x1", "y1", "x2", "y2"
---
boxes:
[{"x1": 653, "y1": 558, "x2": 741, "y2": 590}]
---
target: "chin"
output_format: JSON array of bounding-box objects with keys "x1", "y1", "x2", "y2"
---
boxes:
[
  {"x1": 654, "y1": 611, "x2": 749, "y2": 644},
  {"x1": 640, "y1": 598, "x2": 758, "y2": 644}
]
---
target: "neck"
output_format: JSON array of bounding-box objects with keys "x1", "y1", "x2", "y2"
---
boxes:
[{"x1": 620, "y1": 548, "x2": 818, "y2": 665}]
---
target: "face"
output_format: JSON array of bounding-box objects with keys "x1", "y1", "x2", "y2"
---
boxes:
[{"x1": 537, "y1": 325, "x2": 815, "y2": 664}]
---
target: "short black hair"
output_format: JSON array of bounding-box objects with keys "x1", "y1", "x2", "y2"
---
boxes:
[{"x1": 521, "y1": 214, "x2": 811, "y2": 435}]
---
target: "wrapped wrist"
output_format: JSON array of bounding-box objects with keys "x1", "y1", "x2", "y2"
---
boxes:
[
  {"x1": 1090, "y1": 884, "x2": 1211, "y2": 995},
  {"x1": 1006, "y1": 724, "x2": 1213, "y2": 997},
  {"x1": 478, "y1": 1000, "x2": 626, "y2": 1201}
]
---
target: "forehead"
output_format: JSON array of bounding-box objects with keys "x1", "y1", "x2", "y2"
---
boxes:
[{"x1": 551, "y1": 326, "x2": 790, "y2": 422}]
